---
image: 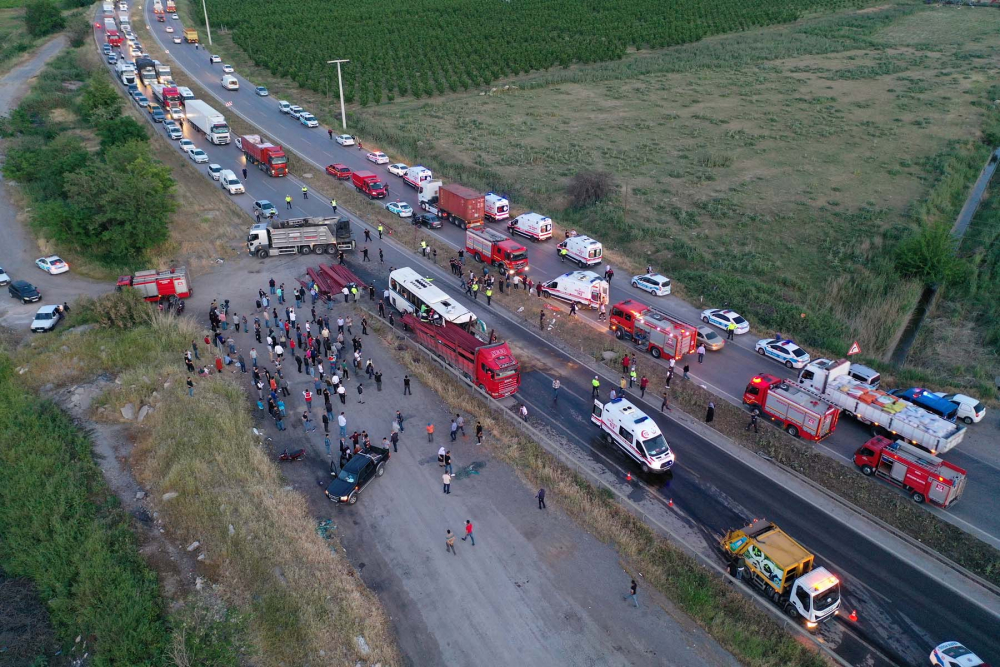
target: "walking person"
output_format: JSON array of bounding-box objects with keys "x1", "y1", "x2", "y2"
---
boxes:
[
  {"x1": 697, "y1": 343, "x2": 706, "y2": 363},
  {"x1": 456, "y1": 414, "x2": 466, "y2": 437},
  {"x1": 705, "y1": 401, "x2": 715, "y2": 424},
  {"x1": 450, "y1": 419, "x2": 458, "y2": 441},
  {"x1": 639, "y1": 375, "x2": 648, "y2": 398},
  {"x1": 403, "y1": 375, "x2": 412, "y2": 395},
  {"x1": 746, "y1": 409, "x2": 759, "y2": 433},
  {"x1": 446, "y1": 530, "x2": 457, "y2": 555},
  {"x1": 660, "y1": 391, "x2": 671, "y2": 412},
  {"x1": 475, "y1": 420, "x2": 484, "y2": 445},
  {"x1": 242, "y1": 167, "x2": 248, "y2": 180},
  {"x1": 551, "y1": 378, "x2": 561, "y2": 402},
  {"x1": 535, "y1": 487, "x2": 546, "y2": 509},
  {"x1": 625, "y1": 580, "x2": 639, "y2": 608},
  {"x1": 462, "y1": 519, "x2": 475, "y2": 545}
]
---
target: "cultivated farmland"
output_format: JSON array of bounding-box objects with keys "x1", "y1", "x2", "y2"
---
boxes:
[{"x1": 202, "y1": 0, "x2": 868, "y2": 104}]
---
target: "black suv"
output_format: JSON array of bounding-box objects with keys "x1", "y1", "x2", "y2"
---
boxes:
[
  {"x1": 413, "y1": 213, "x2": 443, "y2": 229},
  {"x1": 9, "y1": 280, "x2": 41, "y2": 304},
  {"x1": 325, "y1": 445, "x2": 390, "y2": 505}
]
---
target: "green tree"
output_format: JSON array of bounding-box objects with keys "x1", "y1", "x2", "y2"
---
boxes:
[
  {"x1": 97, "y1": 116, "x2": 148, "y2": 150},
  {"x1": 894, "y1": 222, "x2": 963, "y2": 287},
  {"x1": 24, "y1": 0, "x2": 65, "y2": 38},
  {"x1": 79, "y1": 75, "x2": 122, "y2": 124},
  {"x1": 3, "y1": 134, "x2": 89, "y2": 200}
]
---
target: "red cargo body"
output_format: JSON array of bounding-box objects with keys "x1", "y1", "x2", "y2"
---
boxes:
[
  {"x1": 240, "y1": 134, "x2": 287, "y2": 177},
  {"x1": 438, "y1": 184, "x2": 485, "y2": 229},
  {"x1": 403, "y1": 314, "x2": 520, "y2": 398},
  {"x1": 465, "y1": 228, "x2": 528, "y2": 275},
  {"x1": 117, "y1": 267, "x2": 191, "y2": 301},
  {"x1": 743, "y1": 374, "x2": 840, "y2": 441},
  {"x1": 107, "y1": 28, "x2": 122, "y2": 46},
  {"x1": 854, "y1": 436, "x2": 966, "y2": 507},
  {"x1": 351, "y1": 170, "x2": 387, "y2": 199},
  {"x1": 609, "y1": 300, "x2": 696, "y2": 360}
]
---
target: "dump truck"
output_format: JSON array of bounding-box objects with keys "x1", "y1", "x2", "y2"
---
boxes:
[
  {"x1": 183, "y1": 28, "x2": 198, "y2": 43},
  {"x1": 721, "y1": 520, "x2": 841, "y2": 629},
  {"x1": 402, "y1": 314, "x2": 520, "y2": 398},
  {"x1": 116, "y1": 267, "x2": 191, "y2": 301},
  {"x1": 854, "y1": 436, "x2": 967, "y2": 507},
  {"x1": 236, "y1": 134, "x2": 287, "y2": 177},
  {"x1": 608, "y1": 299, "x2": 697, "y2": 361},
  {"x1": 436, "y1": 184, "x2": 484, "y2": 229},
  {"x1": 247, "y1": 217, "x2": 355, "y2": 259}
]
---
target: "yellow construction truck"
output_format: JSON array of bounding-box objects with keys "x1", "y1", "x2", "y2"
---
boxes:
[
  {"x1": 721, "y1": 520, "x2": 841, "y2": 629},
  {"x1": 183, "y1": 28, "x2": 198, "y2": 43}
]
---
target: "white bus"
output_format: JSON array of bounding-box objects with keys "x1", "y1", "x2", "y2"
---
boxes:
[{"x1": 388, "y1": 267, "x2": 479, "y2": 331}]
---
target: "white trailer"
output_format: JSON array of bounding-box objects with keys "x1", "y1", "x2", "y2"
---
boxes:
[
  {"x1": 185, "y1": 99, "x2": 230, "y2": 145},
  {"x1": 115, "y1": 60, "x2": 135, "y2": 85},
  {"x1": 796, "y1": 359, "x2": 965, "y2": 455}
]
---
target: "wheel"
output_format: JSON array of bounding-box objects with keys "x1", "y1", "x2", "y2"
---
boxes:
[
  {"x1": 348, "y1": 492, "x2": 358, "y2": 505},
  {"x1": 326, "y1": 244, "x2": 337, "y2": 253},
  {"x1": 785, "y1": 360, "x2": 793, "y2": 368},
  {"x1": 641, "y1": 463, "x2": 650, "y2": 474},
  {"x1": 911, "y1": 491, "x2": 925, "y2": 504},
  {"x1": 542, "y1": 290, "x2": 550, "y2": 299},
  {"x1": 256, "y1": 248, "x2": 269, "y2": 259},
  {"x1": 376, "y1": 464, "x2": 385, "y2": 477},
  {"x1": 461, "y1": 220, "x2": 467, "y2": 230},
  {"x1": 650, "y1": 346, "x2": 662, "y2": 359},
  {"x1": 702, "y1": 316, "x2": 710, "y2": 324},
  {"x1": 757, "y1": 347, "x2": 765, "y2": 356},
  {"x1": 785, "y1": 603, "x2": 800, "y2": 620},
  {"x1": 299, "y1": 246, "x2": 312, "y2": 255},
  {"x1": 474, "y1": 252, "x2": 483, "y2": 263},
  {"x1": 860, "y1": 464, "x2": 874, "y2": 476},
  {"x1": 632, "y1": 281, "x2": 638, "y2": 289},
  {"x1": 785, "y1": 424, "x2": 799, "y2": 438},
  {"x1": 614, "y1": 328, "x2": 624, "y2": 340},
  {"x1": 963, "y1": 416, "x2": 973, "y2": 424}
]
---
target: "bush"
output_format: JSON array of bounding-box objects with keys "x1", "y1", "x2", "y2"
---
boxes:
[
  {"x1": 566, "y1": 171, "x2": 615, "y2": 209},
  {"x1": 23, "y1": 0, "x2": 65, "y2": 38},
  {"x1": 79, "y1": 75, "x2": 123, "y2": 124},
  {"x1": 83, "y1": 288, "x2": 153, "y2": 329},
  {"x1": 894, "y1": 222, "x2": 964, "y2": 287}
]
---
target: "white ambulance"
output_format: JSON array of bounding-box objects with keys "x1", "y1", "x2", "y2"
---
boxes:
[
  {"x1": 484, "y1": 192, "x2": 510, "y2": 222},
  {"x1": 507, "y1": 212, "x2": 552, "y2": 241},
  {"x1": 541, "y1": 271, "x2": 608, "y2": 309},
  {"x1": 591, "y1": 398, "x2": 674, "y2": 474},
  {"x1": 556, "y1": 235, "x2": 602, "y2": 266},
  {"x1": 404, "y1": 166, "x2": 433, "y2": 190}
]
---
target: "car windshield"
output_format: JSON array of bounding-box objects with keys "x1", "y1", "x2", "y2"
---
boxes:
[
  {"x1": 372, "y1": 182, "x2": 385, "y2": 190},
  {"x1": 941, "y1": 645, "x2": 973, "y2": 658},
  {"x1": 641, "y1": 433, "x2": 669, "y2": 458},
  {"x1": 337, "y1": 470, "x2": 357, "y2": 484},
  {"x1": 703, "y1": 330, "x2": 720, "y2": 341}
]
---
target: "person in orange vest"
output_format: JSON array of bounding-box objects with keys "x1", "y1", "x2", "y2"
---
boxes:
[{"x1": 427, "y1": 423, "x2": 435, "y2": 442}]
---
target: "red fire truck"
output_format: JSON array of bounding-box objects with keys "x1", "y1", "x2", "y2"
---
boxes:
[
  {"x1": 743, "y1": 374, "x2": 840, "y2": 441},
  {"x1": 608, "y1": 300, "x2": 697, "y2": 360},
  {"x1": 117, "y1": 267, "x2": 191, "y2": 301},
  {"x1": 403, "y1": 314, "x2": 520, "y2": 398},
  {"x1": 854, "y1": 436, "x2": 967, "y2": 507},
  {"x1": 465, "y1": 227, "x2": 528, "y2": 275}
]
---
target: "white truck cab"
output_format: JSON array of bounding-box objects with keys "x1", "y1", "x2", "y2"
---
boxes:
[
  {"x1": 556, "y1": 235, "x2": 603, "y2": 266},
  {"x1": 507, "y1": 212, "x2": 552, "y2": 241},
  {"x1": 541, "y1": 271, "x2": 608, "y2": 309},
  {"x1": 417, "y1": 180, "x2": 442, "y2": 210},
  {"x1": 591, "y1": 397, "x2": 674, "y2": 473}
]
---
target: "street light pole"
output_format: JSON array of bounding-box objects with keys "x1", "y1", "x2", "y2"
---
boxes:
[
  {"x1": 327, "y1": 59, "x2": 350, "y2": 131},
  {"x1": 201, "y1": 0, "x2": 213, "y2": 46}
]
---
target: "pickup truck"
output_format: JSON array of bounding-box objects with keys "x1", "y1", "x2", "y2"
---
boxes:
[{"x1": 325, "y1": 445, "x2": 390, "y2": 505}]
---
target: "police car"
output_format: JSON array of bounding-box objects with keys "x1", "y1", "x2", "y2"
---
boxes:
[
  {"x1": 930, "y1": 642, "x2": 986, "y2": 667},
  {"x1": 754, "y1": 338, "x2": 810, "y2": 369},
  {"x1": 700, "y1": 308, "x2": 749, "y2": 335}
]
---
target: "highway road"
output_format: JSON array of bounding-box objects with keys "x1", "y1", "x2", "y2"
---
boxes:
[
  {"x1": 111, "y1": 8, "x2": 1000, "y2": 665},
  {"x1": 136, "y1": 3, "x2": 1000, "y2": 552}
]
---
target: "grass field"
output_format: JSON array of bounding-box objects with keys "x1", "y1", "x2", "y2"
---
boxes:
[{"x1": 353, "y1": 4, "x2": 1000, "y2": 365}]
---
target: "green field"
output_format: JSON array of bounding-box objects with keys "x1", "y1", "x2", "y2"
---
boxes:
[{"x1": 200, "y1": 0, "x2": 868, "y2": 104}]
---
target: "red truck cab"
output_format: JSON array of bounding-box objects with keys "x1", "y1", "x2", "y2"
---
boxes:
[
  {"x1": 854, "y1": 436, "x2": 966, "y2": 507},
  {"x1": 465, "y1": 228, "x2": 528, "y2": 275},
  {"x1": 743, "y1": 374, "x2": 839, "y2": 441},
  {"x1": 609, "y1": 300, "x2": 696, "y2": 360},
  {"x1": 352, "y1": 170, "x2": 387, "y2": 199}
]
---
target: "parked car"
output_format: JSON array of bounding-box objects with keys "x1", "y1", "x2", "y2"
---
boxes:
[
  {"x1": 930, "y1": 642, "x2": 986, "y2": 667},
  {"x1": 255, "y1": 86, "x2": 269, "y2": 96},
  {"x1": 254, "y1": 200, "x2": 277, "y2": 218},
  {"x1": 221, "y1": 64, "x2": 234, "y2": 73},
  {"x1": 701, "y1": 308, "x2": 749, "y2": 334},
  {"x1": 35, "y1": 256, "x2": 69, "y2": 275},
  {"x1": 335, "y1": 134, "x2": 354, "y2": 146},
  {"x1": 932, "y1": 392, "x2": 986, "y2": 424},
  {"x1": 385, "y1": 201, "x2": 413, "y2": 218},
  {"x1": 172, "y1": 36, "x2": 182, "y2": 43},
  {"x1": 387, "y1": 163, "x2": 408, "y2": 177},
  {"x1": 630, "y1": 273, "x2": 671, "y2": 296},
  {"x1": 367, "y1": 151, "x2": 389, "y2": 165},
  {"x1": 30, "y1": 305, "x2": 63, "y2": 333},
  {"x1": 209, "y1": 54, "x2": 221, "y2": 63},
  {"x1": 299, "y1": 112, "x2": 318, "y2": 127},
  {"x1": 326, "y1": 164, "x2": 351, "y2": 180},
  {"x1": 696, "y1": 326, "x2": 725, "y2": 351},
  {"x1": 8, "y1": 280, "x2": 41, "y2": 304},
  {"x1": 325, "y1": 445, "x2": 390, "y2": 505},
  {"x1": 413, "y1": 213, "x2": 443, "y2": 229},
  {"x1": 0, "y1": 266, "x2": 9, "y2": 286},
  {"x1": 288, "y1": 105, "x2": 303, "y2": 119},
  {"x1": 754, "y1": 338, "x2": 810, "y2": 369}
]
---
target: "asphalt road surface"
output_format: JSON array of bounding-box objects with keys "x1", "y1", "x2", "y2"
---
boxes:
[{"x1": 105, "y1": 9, "x2": 1000, "y2": 664}]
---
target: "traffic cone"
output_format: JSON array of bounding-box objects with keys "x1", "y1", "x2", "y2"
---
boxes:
[
  {"x1": 668, "y1": 498, "x2": 674, "y2": 507},
  {"x1": 626, "y1": 472, "x2": 633, "y2": 482},
  {"x1": 849, "y1": 609, "x2": 857, "y2": 622}
]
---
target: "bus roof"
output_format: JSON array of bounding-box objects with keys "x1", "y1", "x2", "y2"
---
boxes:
[{"x1": 390, "y1": 267, "x2": 476, "y2": 325}]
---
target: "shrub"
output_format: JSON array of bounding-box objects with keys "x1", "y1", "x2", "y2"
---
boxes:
[
  {"x1": 24, "y1": 0, "x2": 64, "y2": 38},
  {"x1": 84, "y1": 288, "x2": 153, "y2": 329},
  {"x1": 894, "y1": 222, "x2": 964, "y2": 287},
  {"x1": 566, "y1": 170, "x2": 615, "y2": 209}
]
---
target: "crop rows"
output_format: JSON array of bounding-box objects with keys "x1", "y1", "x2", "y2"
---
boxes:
[{"x1": 203, "y1": 0, "x2": 867, "y2": 104}]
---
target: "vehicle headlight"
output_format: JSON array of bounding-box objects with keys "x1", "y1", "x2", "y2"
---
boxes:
[{"x1": 339, "y1": 496, "x2": 349, "y2": 502}]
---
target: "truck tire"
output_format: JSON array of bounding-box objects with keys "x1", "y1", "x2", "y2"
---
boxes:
[
  {"x1": 860, "y1": 464, "x2": 874, "y2": 476},
  {"x1": 474, "y1": 252, "x2": 483, "y2": 263},
  {"x1": 911, "y1": 491, "x2": 925, "y2": 504},
  {"x1": 299, "y1": 246, "x2": 312, "y2": 255},
  {"x1": 256, "y1": 248, "x2": 269, "y2": 259},
  {"x1": 326, "y1": 244, "x2": 338, "y2": 254},
  {"x1": 785, "y1": 424, "x2": 799, "y2": 438},
  {"x1": 640, "y1": 463, "x2": 651, "y2": 474},
  {"x1": 650, "y1": 346, "x2": 662, "y2": 359},
  {"x1": 785, "y1": 603, "x2": 800, "y2": 620},
  {"x1": 614, "y1": 328, "x2": 624, "y2": 340}
]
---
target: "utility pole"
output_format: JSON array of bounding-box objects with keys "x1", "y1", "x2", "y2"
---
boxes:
[
  {"x1": 327, "y1": 59, "x2": 350, "y2": 131},
  {"x1": 201, "y1": 0, "x2": 212, "y2": 46}
]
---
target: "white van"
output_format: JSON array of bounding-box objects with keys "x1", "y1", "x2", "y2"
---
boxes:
[
  {"x1": 848, "y1": 363, "x2": 880, "y2": 389},
  {"x1": 404, "y1": 166, "x2": 433, "y2": 189},
  {"x1": 541, "y1": 271, "x2": 608, "y2": 309},
  {"x1": 507, "y1": 212, "x2": 552, "y2": 241},
  {"x1": 591, "y1": 397, "x2": 674, "y2": 474},
  {"x1": 556, "y1": 234, "x2": 602, "y2": 266},
  {"x1": 484, "y1": 192, "x2": 510, "y2": 222},
  {"x1": 221, "y1": 75, "x2": 239, "y2": 91},
  {"x1": 219, "y1": 169, "x2": 244, "y2": 195}
]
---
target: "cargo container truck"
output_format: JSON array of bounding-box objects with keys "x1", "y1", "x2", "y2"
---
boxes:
[
  {"x1": 135, "y1": 57, "x2": 157, "y2": 85},
  {"x1": 236, "y1": 134, "x2": 287, "y2": 177},
  {"x1": 465, "y1": 228, "x2": 527, "y2": 274},
  {"x1": 116, "y1": 267, "x2": 191, "y2": 301},
  {"x1": 247, "y1": 217, "x2": 355, "y2": 259},
  {"x1": 608, "y1": 299, "x2": 697, "y2": 360},
  {"x1": 721, "y1": 520, "x2": 841, "y2": 629},
  {"x1": 854, "y1": 436, "x2": 967, "y2": 507},
  {"x1": 184, "y1": 99, "x2": 230, "y2": 145},
  {"x1": 743, "y1": 374, "x2": 840, "y2": 441},
  {"x1": 796, "y1": 359, "x2": 964, "y2": 454},
  {"x1": 436, "y1": 184, "x2": 485, "y2": 229}
]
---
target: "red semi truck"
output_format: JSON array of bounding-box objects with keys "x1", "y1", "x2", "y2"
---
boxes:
[
  {"x1": 237, "y1": 134, "x2": 287, "y2": 177},
  {"x1": 351, "y1": 170, "x2": 387, "y2": 199},
  {"x1": 465, "y1": 228, "x2": 528, "y2": 275},
  {"x1": 609, "y1": 300, "x2": 697, "y2": 361},
  {"x1": 743, "y1": 374, "x2": 840, "y2": 441},
  {"x1": 117, "y1": 267, "x2": 191, "y2": 301},
  {"x1": 438, "y1": 184, "x2": 485, "y2": 229},
  {"x1": 403, "y1": 314, "x2": 520, "y2": 398},
  {"x1": 854, "y1": 436, "x2": 967, "y2": 507}
]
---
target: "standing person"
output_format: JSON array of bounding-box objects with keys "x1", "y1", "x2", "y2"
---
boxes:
[
  {"x1": 625, "y1": 580, "x2": 639, "y2": 608},
  {"x1": 591, "y1": 376, "x2": 600, "y2": 398},
  {"x1": 519, "y1": 404, "x2": 528, "y2": 421},
  {"x1": 535, "y1": 487, "x2": 546, "y2": 509},
  {"x1": 552, "y1": 378, "x2": 561, "y2": 402},
  {"x1": 639, "y1": 376, "x2": 648, "y2": 398},
  {"x1": 374, "y1": 370, "x2": 382, "y2": 391},
  {"x1": 192, "y1": 339, "x2": 200, "y2": 360},
  {"x1": 456, "y1": 414, "x2": 465, "y2": 437},
  {"x1": 338, "y1": 412, "x2": 347, "y2": 438},
  {"x1": 322, "y1": 413, "x2": 330, "y2": 435},
  {"x1": 444, "y1": 450, "x2": 452, "y2": 474},
  {"x1": 697, "y1": 343, "x2": 706, "y2": 363},
  {"x1": 462, "y1": 519, "x2": 475, "y2": 545},
  {"x1": 746, "y1": 409, "x2": 759, "y2": 433},
  {"x1": 446, "y1": 529, "x2": 457, "y2": 555},
  {"x1": 475, "y1": 420, "x2": 484, "y2": 445},
  {"x1": 427, "y1": 423, "x2": 435, "y2": 442},
  {"x1": 396, "y1": 410, "x2": 404, "y2": 432},
  {"x1": 705, "y1": 401, "x2": 715, "y2": 424},
  {"x1": 442, "y1": 471, "x2": 451, "y2": 494},
  {"x1": 356, "y1": 383, "x2": 365, "y2": 404},
  {"x1": 403, "y1": 375, "x2": 411, "y2": 395},
  {"x1": 683, "y1": 363, "x2": 690, "y2": 380},
  {"x1": 364, "y1": 228, "x2": 371, "y2": 242},
  {"x1": 390, "y1": 430, "x2": 399, "y2": 452},
  {"x1": 621, "y1": 354, "x2": 630, "y2": 376},
  {"x1": 727, "y1": 321, "x2": 736, "y2": 340},
  {"x1": 186, "y1": 377, "x2": 194, "y2": 396},
  {"x1": 377, "y1": 224, "x2": 383, "y2": 239},
  {"x1": 450, "y1": 419, "x2": 458, "y2": 442}
]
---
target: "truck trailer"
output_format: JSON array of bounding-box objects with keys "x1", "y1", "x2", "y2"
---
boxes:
[
  {"x1": 854, "y1": 436, "x2": 967, "y2": 507},
  {"x1": 743, "y1": 374, "x2": 840, "y2": 441},
  {"x1": 437, "y1": 184, "x2": 485, "y2": 229},
  {"x1": 465, "y1": 228, "x2": 527, "y2": 275},
  {"x1": 403, "y1": 314, "x2": 520, "y2": 399},
  {"x1": 134, "y1": 57, "x2": 157, "y2": 86},
  {"x1": 721, "y1": 520, "x2": 841, "y2": 629},
  {"x1": 796, "y1": 359, "x2": 964, "y2": 454},
  {"x1": 247, "y1": 217, "x2": 355, "y2": 259},
  {"x1": 237, "y1": 134, "x2": 287, "y2": 177},
  {"x1": 116, "y1": 60, "x2": 135, "y2": 85},
  {"x1": 185, "y1": 99, "x2": 230, "y2": 145},
  {"x1": 116, "y1": 267, "x2": 191, "y2": 301},
  {"x1": 608, "y1": 299, "x2": 697, "y2": 361}
]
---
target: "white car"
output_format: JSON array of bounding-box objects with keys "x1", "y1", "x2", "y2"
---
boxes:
[
  {"x1": 288, "y1": 105, "x2": 303, "y2": 119},
  {"x1": 367, "y1": 151, "x2": 389, "y2": 165},
  {"x1": 387, "y1": 163, "x2": 408, "y2": 177},
  {"x1": 172, "y1": 36, "x2": 181, "y2": 43},
  {"x1": 335, "y1": 134, "x2": 354, "y2": 146},
  {"x1": 165, "y1": 26, "x2": 173, "y2": 32},
  {"x1": 755, "y1": 338, "x2": 810, "y2": 369},
  {"x1": 930, "y1": 642, "x2": 986, "y2": 667},
  {"x1": 188, "y1": 148, "x2": 209, "y2": 163},
  {"x1": 0, "y1": 266, "x2": 9, "y2": 285},
  {"x1": 932, "y1": 393, "x2": 986, "y2": 424},
  {"x1": 631, "y1": 273, "x2": 671, "y2": 296},
  {"x1": 35, "y1": 256, "x2": 69, "y2": 275},
  {"x1": 207, "y1": 163, "x2": 222, "y2": 180},
  {"x1": 385, "y1": 201, "x2": 413, "y2": 218},
  {"x1": 172, "y1": 12, "x2": 178, "y2": 19},
  {"x1": 210, "y1": 54, "x2": 221, "y2": 63},
  {"x1": 299, "y1": 112, "x2": 318, "y2": 127},
  {"x1": 179, "y1": 138, "x2": 195, "y2": 154},
  {"x1": 30, "y1": 305, "x2": 63, "y2": 333},
  {"x1": 222, "y1": 64, "x2": 234, "y2": 73},
  {"x1": 701, "y1": 308, "x2": 749, "y2": 335}
]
